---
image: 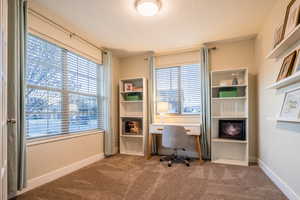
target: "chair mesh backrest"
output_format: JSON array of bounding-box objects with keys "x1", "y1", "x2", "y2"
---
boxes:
[{"x1": 162, "y1": 125, "x2": 189, "y2": 149}]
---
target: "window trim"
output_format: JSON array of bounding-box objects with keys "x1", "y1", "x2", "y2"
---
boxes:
[
  {"x1": 155, "y1": 64, "x2": 201, "y2": 116},
  {"x1": 26, "y1": 34, "x2": 102, "y2": 140}
]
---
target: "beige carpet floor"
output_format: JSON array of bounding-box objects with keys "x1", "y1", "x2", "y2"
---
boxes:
[{"x1": 15, "y1": 155, "x2": 287, "y2": 200}]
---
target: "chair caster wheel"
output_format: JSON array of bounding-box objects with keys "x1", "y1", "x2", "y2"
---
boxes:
[
  {"x1": 168, "y1": 163, "x2": 172, "y2": 167},
  {"x1": 186, "y1": 163, "x2": 190, "y2": 167},
  {"x1": 159, "y1": 159, "x2": 163, "y2": 162}
]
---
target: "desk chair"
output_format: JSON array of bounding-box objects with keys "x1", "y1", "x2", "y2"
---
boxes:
[{"x1": 160, "y1": 125, "x2": 190, "y2": 167}]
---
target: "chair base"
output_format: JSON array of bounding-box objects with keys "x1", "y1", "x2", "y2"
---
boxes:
[{"x1": 160, "y1": 154, "x2": 190, "y2": 167}]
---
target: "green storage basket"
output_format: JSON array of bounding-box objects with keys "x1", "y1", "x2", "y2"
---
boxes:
[
  {"x1": 124, "y1": 93, "x2": 142, "y2": 101},
  {"x1": 219, "y1": 87, "x2": 238, "y2": 98}
]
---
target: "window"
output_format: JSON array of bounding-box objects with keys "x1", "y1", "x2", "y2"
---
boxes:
[
  {"x1": 155, "y1": 64, "x2": 201, "y2": 114},
  {"x1": 26, "y1": 34, "x2": 102, "y2": 139}
]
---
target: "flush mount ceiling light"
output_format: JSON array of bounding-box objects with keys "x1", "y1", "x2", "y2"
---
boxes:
[{"x1": 136, "y1": 0, "x2": 161, "y2": 16}]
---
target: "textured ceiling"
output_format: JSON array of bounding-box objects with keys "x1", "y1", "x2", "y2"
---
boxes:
[{"x1": 30, "y1": 0, "x2": 277, "y2": 57}]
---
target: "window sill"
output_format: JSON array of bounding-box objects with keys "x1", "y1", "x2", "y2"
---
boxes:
[{"x1": 26, "y1": 130, "x2": 104, "y2": 147}]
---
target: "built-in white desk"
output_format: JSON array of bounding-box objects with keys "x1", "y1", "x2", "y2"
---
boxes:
[{"x1": 148, "y1": 123, "x2": 203, "y2": 163}]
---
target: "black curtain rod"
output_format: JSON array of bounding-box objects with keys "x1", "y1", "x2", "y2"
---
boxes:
[{"x1": 28, "y1": 8, "x2": 103, "y2": 52}]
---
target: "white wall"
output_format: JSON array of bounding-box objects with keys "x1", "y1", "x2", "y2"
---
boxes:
[
  {"x1": 120, "y1": 54, "x2": 150, "y2": 80},
  {"x1": 255, "y1": 0, "x2": 300, "y2": 198},
  {"x1": 27, "y1": 133, "x2": 103, "y2": 180},
  {"x1": 256, "y1": 0, "x2": 300, "y2": 199},
  {"x1": 208, "y1": 39, "x2": 256, "y2": 74}
]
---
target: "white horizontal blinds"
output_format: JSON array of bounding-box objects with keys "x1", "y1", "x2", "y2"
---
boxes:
[
  {"x1": 155, "y1": 64, "x2": 201, "y2": 114},
  {"x1": 26, "y1": 34, "x2": 102, "y2": 138},
  {"x1": 26, "y1": 34, "x2": 64, "y2": 138},
  {"x1": 156, "y1": 67, "x2": 180, "y2": 113},
  {"x1": 66, "y1": 52, "x2": 98, "y2": 95},
  {"x1": 65, "y1": 51, "x2": 100, "y2": 133},
  {"x1": 181, "y1": 64, "x2": 201, "y2": 114}
]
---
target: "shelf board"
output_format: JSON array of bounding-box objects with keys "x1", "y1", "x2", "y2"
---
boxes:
[
  {"x1": 212, "y1": 84, "x2": 247, "y2": 88},
  {"x1": 212, "y1": 159, "x2": 248, "y2": 166},
  {"x1": 212, "y1": 116, "x2": 248, "y2": 119},
  {"x1": 212, "y1": 138, "x2": 247, "y2": 144},
  {"x1": 277, "y1": 118, "x2": 300, "y2": 123},
  {"x1": 120, "y1": 91, "x2": 143, "y2": 94},
  {"x1": 120, "y1": 115, "x2": 143, "y2": 118},
  {"x1": 267, "y1": 24, "x2": 300, "y2": 59},
  {"x1": 120, "y1": 100, "x2": 143, "y2": 103},
  {"x1": 120, "y1": 77, "x2": 144, "y2": 81},
  {"x1": 267, "y1": 72, "x2": 300, "y2": 89},
  {"x1": 121, "y1": 134, "x2": 143, "y2": 138},
  {"x1": 211, "y1": 68, "x2": 247, "y2": 74},
  {"x1": 212, "y1": 97, "x2": 247, "y2": 100}
]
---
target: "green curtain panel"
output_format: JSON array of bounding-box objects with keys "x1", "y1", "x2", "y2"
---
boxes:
[
  {"x1": 102, "y1": 51, "x2": 115, "y2": 156},
  {"x1": 7, "y1": 0, "x2": 27, "y2": 196},
  {"x1": 147, "y1": 55, "x2": 157, "y2": 154},
  {"x1": 200, "y1": 47, "x2": 211, "y2": 160}
]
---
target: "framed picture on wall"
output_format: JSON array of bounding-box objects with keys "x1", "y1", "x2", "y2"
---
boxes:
[
  {"x1": 273, "y1": 24, "x2": 284, "y2": 48},
  {"x1": 283, "y1": 0, "x2": 300, "y2": 38},
  {"x1": 124, "y1": 83, "x2": 133, "y2": 92},
  {"x1": 276, "y1": 50, "x2": 297, "y2": 81},
  {"x1": 292, "y1": 49, "x2": 300, "y2": 74},
  {"x1": 278, "y1": 87, "x2": 300, "y2": 122}
]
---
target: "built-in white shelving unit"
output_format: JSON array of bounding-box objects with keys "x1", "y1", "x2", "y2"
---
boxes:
[
  {"x1": 119, "y1": 77, "x2": 147, "y2": 156},
  {"x1": 211, "y1": 68, "x2": 250, "y2": 166},
  {"x1": 212, "y1": 84, "x2": 247, "y2": 88}
]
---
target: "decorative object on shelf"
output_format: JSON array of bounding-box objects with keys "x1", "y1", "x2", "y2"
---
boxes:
[
  {"x1": 219, "y1": 120, "x2": 246, "y2": 140},
  {"x1": 283, "y1": 0, "x2": 300, "y2": 38},
  {"x1": 218, "y1": 87, "x2": 238, "y2": 98},
  {"x1": 124, "y1": 119, "x2": 142, "y2": 135},
  {"x1": 232, "y1": 73, "x2": 239, "y2": 85},
  {"x1": 124, "y1": 93, "x2": 142, "y2": 101},
  {"x1": 278, "y1": 87, "x2": 300, "y2": 122},
  {"x1": 133, "y1": 87, "x2": 143, "y2": 92},
  {"x1": 124, "y1": 83, "x2": 133, "y2": 92},
  {"x1": 277, "y1": 50, "x2": 297, "y2": 81},
  {"x1": 273, "y1": 24, "x2": 284, "y2": 48},
  {"x1": 220, "y1": 80, "x2": 230, "y2": 86}
]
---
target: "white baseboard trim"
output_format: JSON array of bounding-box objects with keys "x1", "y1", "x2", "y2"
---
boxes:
[
  {"x1": 258, "y1": 159, "x2": 299, "y2": 200},
  {"x1": 17, "y1": 153, "x2": 105, "y2": 196}
]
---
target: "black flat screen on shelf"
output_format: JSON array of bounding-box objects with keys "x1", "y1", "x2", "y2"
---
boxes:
[{"x1": 219, "y1": 120, "x2": 246, "y2": 140}]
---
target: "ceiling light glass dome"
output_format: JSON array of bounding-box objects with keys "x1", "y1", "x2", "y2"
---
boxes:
[{"x1": 136, "y1": 0, "x2": 161, "y2": 16}]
